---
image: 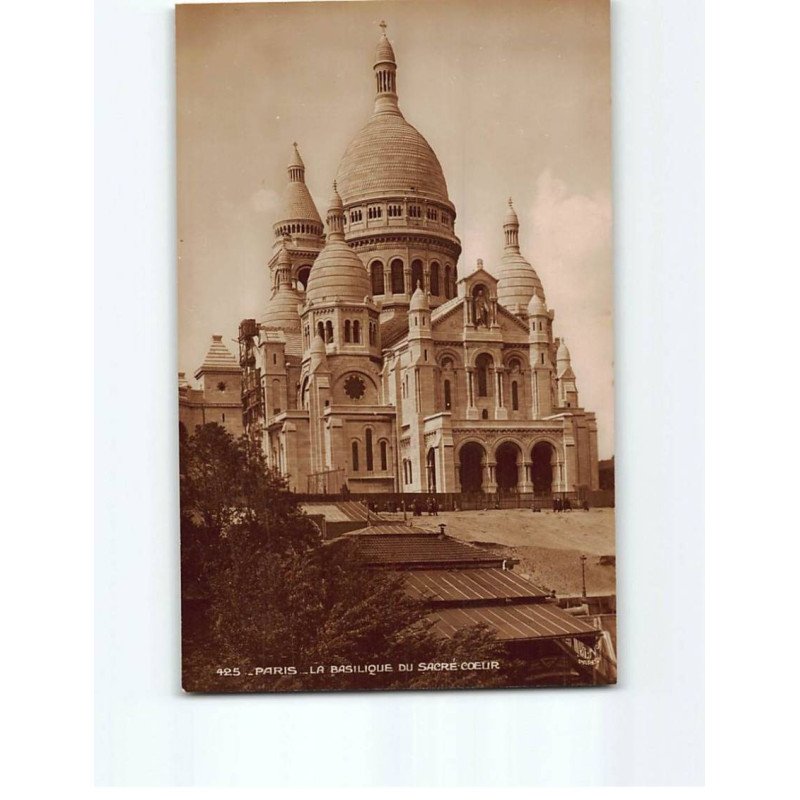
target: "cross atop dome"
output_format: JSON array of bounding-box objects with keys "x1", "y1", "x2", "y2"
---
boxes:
[{"x1": 374, "y1": 20, "x2": 397, "y2": 83}]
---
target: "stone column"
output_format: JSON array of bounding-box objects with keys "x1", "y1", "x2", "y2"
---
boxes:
[
  {"x1": 485, "y1": 460, "x2": 497, "y2": 493},
  {"x1": 553, "y1": 460, "x2": 564, "y2": 493},
  {"x1": 466, "y1": 368, "x2": 478, "y2": 419},
  {"x1": 521, "y1": 460, "x2": 533, "y2": 493},
  {"x1": 495, "y1": 367, "x2": 508, "y2": 420}
]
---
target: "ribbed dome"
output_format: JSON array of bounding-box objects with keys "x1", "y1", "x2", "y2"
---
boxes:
[
  {"x1": 261, "y1": 287, "x2": 303, "y2": 329},
  {"x1": 497, "y1": 199, "x2": 542, "y2": 314},
  {"x1": 375, "y1": 34, "x2": 396, "y2": 64},
  {"x1": 497, "y1": 252, "x2": 544, "y2": 313},
  {"x1": 305, "y1": 241, "x2": 370, "y2": 303},
  {"x1": 336, "y1": 113, "x2": 450, "y2": 205},
  {"x1": 557, "y1": 340, "x2": 571, "y2": 363},
  {"x1": 280, "y1": 181, "x2": 322, "y2": 224},
  {"x1": 504, "y1": 198, "x2": 519, "y2": 226}
]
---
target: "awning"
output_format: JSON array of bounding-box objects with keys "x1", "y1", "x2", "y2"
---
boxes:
[
  {"x1": 429, "y1": 602, "x2": 598, "y2": 642},
  {"x1": 404, "y1": 569, "x2": 549, "y2": 602}
]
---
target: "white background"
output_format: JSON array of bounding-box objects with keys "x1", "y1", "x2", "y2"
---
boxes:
[{"x1": 4, "y1": 0, "x2": 799, "y2": 792}]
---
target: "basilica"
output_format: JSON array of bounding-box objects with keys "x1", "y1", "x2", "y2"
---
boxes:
[{"x1": 234, "y1": 27, "x2": 600, "y2": 497}]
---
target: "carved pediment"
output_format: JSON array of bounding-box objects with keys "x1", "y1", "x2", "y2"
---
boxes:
[{"x1": 431, "y1": 300, "x2": 465, "y2": 336}]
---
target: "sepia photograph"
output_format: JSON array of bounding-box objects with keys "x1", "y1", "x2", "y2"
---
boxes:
[{"x1": 177, "y1": 0, "x2": 615, "y2": 693}]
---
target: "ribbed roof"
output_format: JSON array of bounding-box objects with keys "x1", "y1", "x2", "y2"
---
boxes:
[
  {"x1": 380, "y1": 315, "x2": 410, "y2": 348},
  {"x1": 260, "y1": 287, "x2": 303, "y2": 330},
  {"x1": 375, "y1": 33, "x2": 396, "y2": 64},
  {"x1": 305, "y1": 190, "x2": 371, "y2": 303},
  {"x1": 288, "y1": 142, "x2": 304, "y2": 169},
  {"x1": 195, "y1": 335, "x2": 239, "y2": 377},
  {"x1": 305, "y1": 240, "x2": 371, "y2": 303},
  {"x1": 348, "y1": 533, "x2": 502, "y2": 567},
  {"x1": 496, "y1": 252, "x2": 543, "y2": 313},
  {"x1": 404, "y1": 569, "x2": 550, "y2": 603},
  {"x1": 336, "y1": 112, "x2": 450, "y2": 205},
  {"x1": 504, "y1": 197, "x2": 519, "y2": 226},
  {"x1": 279, "y1": 180, "x2": 322, "y2": 224},
  {"x1": 430, "y1": 602, "x2": 597, "y2": 642}
]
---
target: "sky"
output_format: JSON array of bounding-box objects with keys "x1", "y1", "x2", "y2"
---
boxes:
[{"x1": 177, "y1": 0, "x2": 614, "y2": 458}]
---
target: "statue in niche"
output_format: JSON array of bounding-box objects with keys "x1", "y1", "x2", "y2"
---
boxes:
[{"x1": 473, "y1": 287, "x2": 490, "y2": 328}]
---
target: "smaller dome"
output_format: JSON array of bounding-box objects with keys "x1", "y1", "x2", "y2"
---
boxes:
[
  {"x1": 328, "y1": 181, "x2": 343, "y2": 211},
  {"x1": 497, "y1": 252, "x2": 543, "y2": 312},
  {"x1": 261, "y1": 290, "x2": 302, "y2": 330},
  {"x1": 305, "y1": 190, "x2": 371, "y2": 304},
  {"x1": 504, "y1": 197, "x2": 519, "y2": 227},
  {"x1": 409, "y1": 282, "x2": 429, "y2": 311},
  {"x1": 306, "y1": 242, "x2": 370, "y2": 303},
  {"x1": 557, "y1": 339, "x2": 571, "y2": 363},
  {"x1": 375, "y1": 31, "x2": 396, "y2": 64},
  {"x1": 527, "y1": 292, "x2": 547, "y2": 316}
]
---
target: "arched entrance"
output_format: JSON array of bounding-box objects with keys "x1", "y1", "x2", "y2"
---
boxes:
[
  {"x1": 459, "y1": 442, "x2": 485, "y2": 492},
  {"x1": 426, "y1": 448, "x2": 437, "y2": 493},
  {"x1": 495, "y1": 442, "x2": 521, "y2": 492},
  {"x1": 531, "y1": 441, "x2": 556, "y2": 495}
]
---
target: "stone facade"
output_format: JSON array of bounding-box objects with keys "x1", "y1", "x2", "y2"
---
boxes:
[
  {"x1": 179, "y1": 335, "x2": 243, "y2": 438},
  {"x1": 234, "y1": 27, "x2": 600, "y2": 496}
]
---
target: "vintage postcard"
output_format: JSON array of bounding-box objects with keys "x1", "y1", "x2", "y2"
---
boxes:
[{"x1": 177, "y1": 0, "x2": 615, "y2": 692}]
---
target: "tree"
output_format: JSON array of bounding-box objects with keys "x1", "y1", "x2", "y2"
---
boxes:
[{"x1": 180, "y1": 423, "x2": 508, "y2": 693}]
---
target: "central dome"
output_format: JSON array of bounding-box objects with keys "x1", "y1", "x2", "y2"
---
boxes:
[
  {"x1": 335, "y1": 28, "x2": 451, "y2": 207},
  {"x1": 336, "y1": 113, "x2": 450, "y2": 206}
]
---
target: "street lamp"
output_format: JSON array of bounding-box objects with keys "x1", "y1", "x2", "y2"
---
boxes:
[{"x1": 580, "y1": 554, "x2": 588, "y2": 599}]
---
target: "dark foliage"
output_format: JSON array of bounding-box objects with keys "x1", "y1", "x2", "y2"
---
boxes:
[{"x1": 180, "y1": 423, "x2": 513, "y2": 693}]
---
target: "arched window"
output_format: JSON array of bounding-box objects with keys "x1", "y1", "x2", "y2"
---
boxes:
[
  {"x1": 297, "y1": 266, "x2": 311, "y2": 290},
  {"x1": 371, "y1": 261, "x2": 384, "y2": 295},
  {"x1": 511, "y1": 381, "x2": 519, "y2": 411},
  {"x1": 344, "y1": 320, "x2": 351, "y2": 342},
  {"x1": 380, "y1": 440, "x2": 388, "y2": 471},
  {"x1": 411, "y1": 259, "x2": 423, "y2": 292},
  {"x1": 444, "y1": 266, "x2": 452, "y2": 298},
  {"x1": 352, "y1": 441, "x2": 360, "y2": 472},
  {"x1": 391, "y1": 259, "x2": 405, "y2": 294},
  {"x1": 444, "y1": 379, "x2": 452, "y2": 410},
  {"x1": 430, "y1": 262, "x2": 440, "y2": 295},
  {"x1": 325, "y1": 320, "x2": 334, "y2": 343},
  {"x1": 353, "y1": 320, "x2": 361, "y2": 343},
  {"x1": 365, "y1": 428, "x2": 373, "y2": 471},
  {"x1": 476, "y1": 354, "x2": 492, "y2": 397},
  {"x1": 317, "y1": 321, "x2": 324, "y2": 340}
]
